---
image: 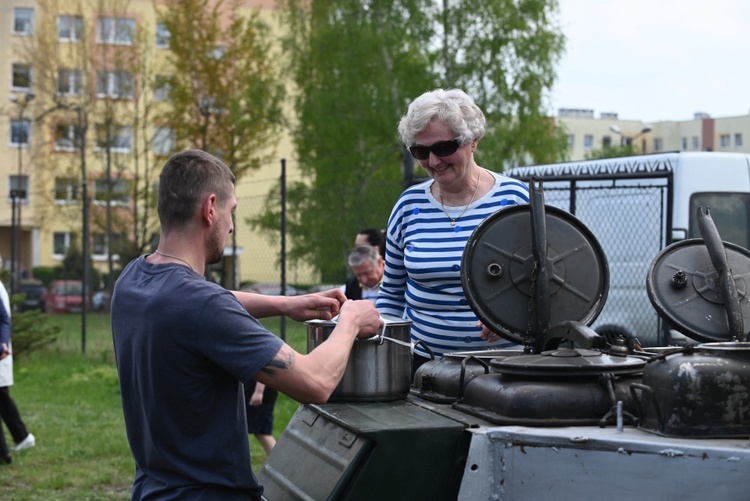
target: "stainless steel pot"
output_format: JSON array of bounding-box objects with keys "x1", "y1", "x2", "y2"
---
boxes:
[{"x1": 307, "y1": 315, "x2": 412, "y2": 402}]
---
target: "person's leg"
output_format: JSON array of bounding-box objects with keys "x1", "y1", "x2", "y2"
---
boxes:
[
  {"x1": 0, "y1": 386, "x2": 31, "y2": 445},
  {"x1": 0, "y1": 418, "x2": 10, "y2": 464},
  {"x1": 254, "y1": 434, "x2": 276, "y2": 457}
]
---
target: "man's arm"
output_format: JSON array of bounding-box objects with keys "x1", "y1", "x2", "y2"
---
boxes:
[
  {"x1": 254, "y1": 299, "x2": 381, "y2": 403},
  {"x1": 232, "y1": 288, "x2": 346, "y2": 322}
]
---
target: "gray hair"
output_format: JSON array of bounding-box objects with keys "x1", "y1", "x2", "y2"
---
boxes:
[
  {"x1": 348, "y1": 245, "x2": 380, "y2": 268},
  {"x1": 397, "y1": 88, "x2": 486, "y2": 147}
]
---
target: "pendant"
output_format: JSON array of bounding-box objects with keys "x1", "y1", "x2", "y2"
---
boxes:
[{"x1": 450, "y1": 220, "x2": 456, "y2": 226}]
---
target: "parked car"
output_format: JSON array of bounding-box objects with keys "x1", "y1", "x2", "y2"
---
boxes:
[
  {"x1": 18, "y1": 279, "x2": 45, "y2": 312},
  {"x1": 43, "y1": 280, "x2": 86, "y2": 314},
  {"x1": 241, "y1": 283, "x2": 305, "y2": 296}
]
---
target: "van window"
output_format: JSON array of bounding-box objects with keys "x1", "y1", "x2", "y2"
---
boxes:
[{"x1": 689, "y1": 193, "x2": 750, "y2": 248}]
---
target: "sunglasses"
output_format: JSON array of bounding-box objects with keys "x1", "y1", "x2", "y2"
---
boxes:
[{"x1": 408, "y1": 139, "x2": 461, "y2": 160}]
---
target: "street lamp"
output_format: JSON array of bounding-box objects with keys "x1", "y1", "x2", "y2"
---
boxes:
[
  {"x1": 610, "y1": 124, "x2": 653, "y2": 148},
  {"x1": 8, "y1": 92, "x2": 35, "y2": 296}
]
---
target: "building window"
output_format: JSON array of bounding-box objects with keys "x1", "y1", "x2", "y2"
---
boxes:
[
  {"x1": 10, "y1": 119, "x2": 31, "y2": 146},
  {"x1": 13, "y1": 8, "x2": 34, "y2": 36},
  {"x1": 153, "y1": 75, "x2": 172, "y2": 102},
  {"x1": 57, "y1": 69, "x2": 83, "y2": 96},
  {"x1": 58, "y1": 15, "x2": 84, "y2": 42},
  {"x1": 719, "y1": 134, "x2": 730, "y2": 150},
  {"x1": 156, "y1": 23, "x2": 171, "y2": 48},
  {"x1": 653, "y1": 138, "x2": 663, "y2": 152},
  {"x1": 97, "y1": 17, "x2": 135, "y2": 45},
  {"x1": 93, "y1": 233, "x2": 107, "y2": 256},
  {"x1": 692, "y1": 136, "x2": 699, "y2": 150},
  {"x1": 96, "y1": 70, "x2": 133, "y2": 99},
  {"x1": 53, "y1": 232, "x2": 73, "y2": 256},
  {"x1": 95, "y1": 124, "x2": 133, "y2": 153},
  {"x1": 735, "y1": 133, "x2": 743, "y2": 149},
  {"x1": 94, "y1": 178, "x2": 131, "y2": 205},
  {"x1": 566, "y1": 134, "x2": 574, "y2": 150},
  {"x1": 602, "y1": 135, "x2": 612, "y2": 148},
  {"x1": 9, "y1": 175, "x2": 29, "y2": 202},
  {"x1": 153, "y1": 127, "x2": 175, "y2": 156},
  {"x1": 582, "y1": 134, "x2": 594, "y2": 150},
  {"x1": 54, "y1": 123, "x2": 84, "y2": 151},
  {"x1": 12, "y1": 64, "x2": 32, "y2": 91},
  {"x1": 681, "y1": 137, "x2": 687, "y2": 150},
  {"x1": 54, "y1": 177, "x2": 79, "y2": 203}
]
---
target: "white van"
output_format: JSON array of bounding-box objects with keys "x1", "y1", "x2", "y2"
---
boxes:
[{"x1": 507, "y1": 151, "x2": 750, "y2": 346}]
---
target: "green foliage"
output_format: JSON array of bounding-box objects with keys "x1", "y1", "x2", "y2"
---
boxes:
[
  {"x1": 256, "y1": 0, "x2": 568, "y2": 280},
  {"x1": 32, "y1": 266, "x2": 57, "y2": 286},
  {"x1": 157, "y1": 0, "x2": 285, "y2": 179},
  {"x1": 8, "y1": 296, "x2": 61, "y2": 356}
]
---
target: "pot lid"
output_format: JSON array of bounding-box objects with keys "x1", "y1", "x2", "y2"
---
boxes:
[
  {"x1": 461, "y1": 204, "x2": 609, "y2": 345},
  {"x1": 489, "y1": 348, "x2": 645, "y2": 376},
  {"x1": 647, "y1": 239, "x2": 750, "y2": 342}
]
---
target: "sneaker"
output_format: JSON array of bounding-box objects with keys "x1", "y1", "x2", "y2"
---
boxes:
[{"x1": 13, "y1": 433, "x2": 35, "y2": 452}]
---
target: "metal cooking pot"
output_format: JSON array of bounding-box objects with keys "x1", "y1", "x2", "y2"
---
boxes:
[{"x1": 306, "y1": 315, "x2": 412, "y2": 402}]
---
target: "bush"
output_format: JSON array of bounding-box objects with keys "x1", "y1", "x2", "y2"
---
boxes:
[{"x1": 9, "y1": 294, "x2": 61, "y2": 356}]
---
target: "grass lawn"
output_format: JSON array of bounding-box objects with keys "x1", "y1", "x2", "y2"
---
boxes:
[{"x1": 0, "y1": 311, "x2": 308, "y2": 500}]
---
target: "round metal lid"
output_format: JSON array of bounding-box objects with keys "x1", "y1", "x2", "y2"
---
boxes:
[
  {"x1": 461, "y1": 204, "x2": 609, "y2": 344},
  {"x1": 647, "y1": 239, "x2": 750, "y2": 342},
  {"x1": 489, "y1": 349, "x2": 645, "y2": 376}
]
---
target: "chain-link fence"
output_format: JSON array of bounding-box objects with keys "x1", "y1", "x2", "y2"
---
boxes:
[{"x1": 527, "y1": 176, "x2": 672, "y2": 346}]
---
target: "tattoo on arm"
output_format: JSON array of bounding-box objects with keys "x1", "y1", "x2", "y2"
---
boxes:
[{"x1": 260, "y1": 347, "x2": 295, "y2": 376}]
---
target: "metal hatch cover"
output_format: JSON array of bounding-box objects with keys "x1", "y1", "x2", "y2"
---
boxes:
[
  {"x1": 461, "y1": 204, "x2": 609, "y2": 345},
  {"x1": 646, "y1": 239, "x2": 750, "y2": 342}
]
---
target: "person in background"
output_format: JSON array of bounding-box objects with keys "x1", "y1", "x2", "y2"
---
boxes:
[
  {"x1": 111, "y1": 149, "x2": 381, "y2": 500},
  {"x1": 354, "y1": 228, "x2": 386, "y2": 258},
  {"x1": 0, "y1": 280, "x2": 36, "y2": 465},
  {"x1": 244, "y1": 381, "x2": 277, "y2": 457},
  {"x1": 342, "y1": 245, "x2": 385, "y2": 304},
  {"x1": 376, "y1": 88, "x2": 530, "y2": 376}
]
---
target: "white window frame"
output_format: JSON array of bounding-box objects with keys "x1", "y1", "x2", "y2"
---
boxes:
[
  {"x1": 13, "y1": 8, "x2": 34, "y2": 36},
  {"x1": 156, "y1": 23, "x2": 170, "y2": 48},
  {"x1": 10, "y1": 119, "x2": 31, "y2": 146},
  {"x1": 653, "y1": 138, "x2": 664, "y2": 152},
  {"x1": 58, "y1": 15, "x2": 84, "y2": 42},
  {"x1": 93, "y1": 178, "x2": 131, "y2": 206},
  {"x1": 8, "y1": 175, "x2": 30, "y2": 203},
  {"x1": 681, "y1": 137, "x2": 688, "y2": 150},
  {"x1": 692, "y1": 136, "x2": 699, "y2": 150},
  {"x1": 53, "y1": 232, "x2": 73, "y2": 258},
  {"x1": 54, "y1": 123, "x2": 84, "y2": 152},
  {"x1": 153, "y1": 126, "x2": 175, "y2": 156},
  {"x1": 583, "y1": 134, "x2": 594, "y2": 150},
  {"x1": 54, "y1": 177, "x2": 79, "y2": 204},
  {"x1": 96, "y1": 70, "x2": 133, "y2": 99},
  {"x1": 12, "y1": 63, "x2": 32, "y2": 91},
  {"x1": 97, "y1": 17, "x2": 135, "y2": 45},
  {"x1": 735, "y1": 133, "x2": 743, "y2": 149},
  {"x1": 95, "y1": 124, "x2": 133, "y2": 153},
  {"x1": 719, "y1": 134, "x2": 731, "y2": 150},
  {"x1": 57, "y1": 68, "x2": 83, "y2": 97}
]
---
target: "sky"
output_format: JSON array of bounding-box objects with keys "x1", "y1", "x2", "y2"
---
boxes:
[{"x1": 550, "y1": 0, "x2": 750, "y2": 123}]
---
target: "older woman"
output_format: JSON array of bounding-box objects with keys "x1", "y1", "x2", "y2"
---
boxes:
[{"x1": 376, "y1": 88, "x2": 530, "y2": 373}]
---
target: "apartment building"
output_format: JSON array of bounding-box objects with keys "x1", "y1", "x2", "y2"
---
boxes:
[
  {"x1": 557, "y1": 108, "x2": 750, "y2": 160},
  {"x1": 0, "y1": 0, "x2": 316, "y2": 295}
]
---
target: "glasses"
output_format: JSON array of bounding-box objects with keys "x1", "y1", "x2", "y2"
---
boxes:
[{"x1": 408, "y1": 139, "x2": 461, "y2": 160}]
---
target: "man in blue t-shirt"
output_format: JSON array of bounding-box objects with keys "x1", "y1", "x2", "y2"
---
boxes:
[{"x1": 111, "y1": 149, "x2": 380, "y2": 500}]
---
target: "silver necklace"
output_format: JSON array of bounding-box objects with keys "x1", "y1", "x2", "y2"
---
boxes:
[
  {"x1": 438, "y1": 169, "x2": 483, "y2": 226},
  {"x1": 154, "y1": 250, "x2": 195, "y2": 272}
]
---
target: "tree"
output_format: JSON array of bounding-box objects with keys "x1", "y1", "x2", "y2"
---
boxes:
[
  {"x1": 251, "y1": 0, "x2": 568, "y2": 282},
  {"x1": 157, "y1": 0, "x2": 285, "y2": 178}
]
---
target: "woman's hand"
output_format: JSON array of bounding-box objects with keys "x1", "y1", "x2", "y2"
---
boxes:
[{"x1": 477, "y1": 321, "x2": 503, "y2": 343}]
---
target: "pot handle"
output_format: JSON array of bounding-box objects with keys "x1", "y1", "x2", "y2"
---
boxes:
[
  {"x1": 629, "y1": 382, "x2": 664, "y2": 429},
  {"x1": 456, "y1": 356, "x2": 489, "y2": 402},
  {"x1": 414, "y1": 340, "x2": 435, "y2": 360}
]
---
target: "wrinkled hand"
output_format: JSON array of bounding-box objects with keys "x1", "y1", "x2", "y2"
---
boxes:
[
  {"x1": 0, "y1": 343, "x2": 10, "y2": 360},
  {"x1": 339, "y1": 300, "x2": 382, "y2": 339},
  {"x1": 477, "y1": 321, "x2": 503, "y2": 344},
  {"x1": 285, "y1": 289, "x2": 347, "y2": 322}
]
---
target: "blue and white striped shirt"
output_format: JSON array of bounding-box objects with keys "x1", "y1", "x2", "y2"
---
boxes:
[{"x1": 376, "y1": 171, "x2": 530, "y2": 358}]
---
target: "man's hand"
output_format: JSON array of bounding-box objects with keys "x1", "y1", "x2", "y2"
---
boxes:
[
  {"x1": 338, "y1": 300, "x2": 382, "y2": 339},
  {"x1": 249, "y1": 382, "x2": 265, "y2": 406},
  {"x1": 282, "y1": 289, "x2": 347, "y2": 322},
  {"x1": 478, "y1": 321, "x2": 503, "y2": 343},
  {"x1": 0, "y1": 343, "x2": 10, "y2": 360}
]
